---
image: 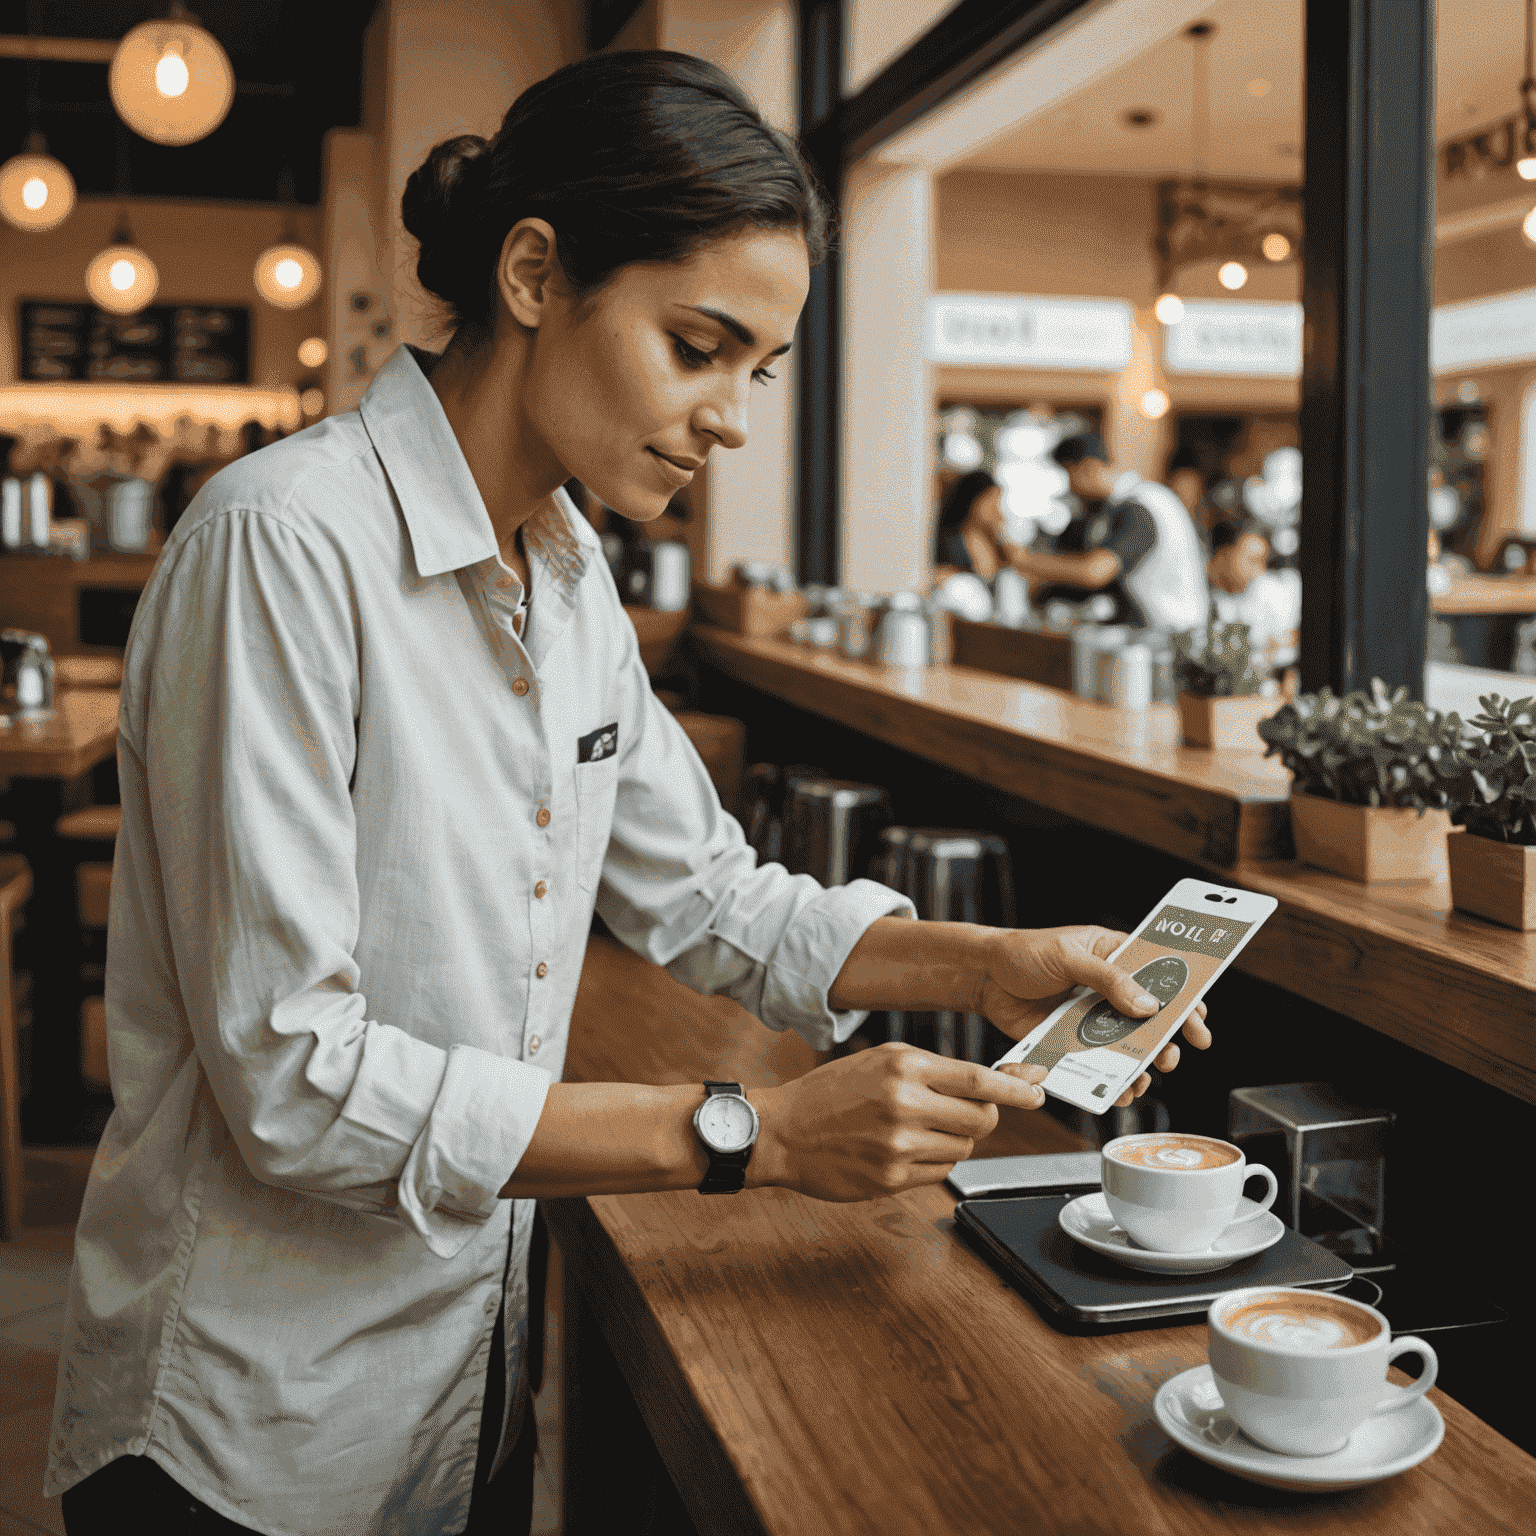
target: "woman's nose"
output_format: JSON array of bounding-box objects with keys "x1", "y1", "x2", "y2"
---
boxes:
[{"x1": 697, "y1": 381, "x2": 750, "y2": 451}]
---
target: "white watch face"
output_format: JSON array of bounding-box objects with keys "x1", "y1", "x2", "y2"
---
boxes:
[{"x1": 698, "y1": 1094, "x2": 756, "y2": 1153}]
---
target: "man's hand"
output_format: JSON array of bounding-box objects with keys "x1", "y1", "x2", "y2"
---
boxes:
[
  {"x1": 975, "y1": 925, "x2": 1211, "y2": 1108},
  {"x1": 749, "y1": 1045, "x2": 1048, "y2": 1202}
]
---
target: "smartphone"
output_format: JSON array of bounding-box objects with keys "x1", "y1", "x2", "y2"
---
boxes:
[{"x1": 992, "y1": 878, "x2": 1278, "y2": 1114}]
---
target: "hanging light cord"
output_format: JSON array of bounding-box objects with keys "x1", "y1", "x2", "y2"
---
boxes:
[
  {"x1": 1525, "y1": 0, "x2": 1535, "y2": 144},
  {"x1": 1192, "y1": 27, "x2": 1211, "y2": 191}
]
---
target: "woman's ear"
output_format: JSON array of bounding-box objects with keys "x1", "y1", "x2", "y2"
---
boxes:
[{"x1": 497, "y1": 218, "x2": 560, "y2": 329}]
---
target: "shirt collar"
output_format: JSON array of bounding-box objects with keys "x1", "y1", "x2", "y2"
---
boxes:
[{"x1": 359, "y1": 344, "x2": 596, "y2": 590}]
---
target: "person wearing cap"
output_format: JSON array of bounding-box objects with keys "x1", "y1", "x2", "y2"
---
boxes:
[{"x1": 1010, "y1": 432, "x2": 1208, "y2": 632}]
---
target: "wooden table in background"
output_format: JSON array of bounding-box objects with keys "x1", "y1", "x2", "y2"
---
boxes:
[
  {"x1": 0, "y1": 690, "x2": 121, "y2": 1141},
  {"x1": 692, "y1": 627, "x2": 1536, "y2": 1105},
  {"x1": 1431, "y1": 572, "x2": 1536, "y2": 615},
  {"x1": 0, "y1": 550, "x2": 158, "y2": 653},
  {"x1": 550, "y1": 936, "x2": 1535, "y2": 1535}
]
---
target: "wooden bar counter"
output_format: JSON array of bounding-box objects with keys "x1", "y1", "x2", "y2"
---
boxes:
[
  {"x1": 548, "y1": 939, "x2": 1535, "y2": 1535},
  {"x1": 692, "y1": 628, "x2": 1536, "y2": 1105}
]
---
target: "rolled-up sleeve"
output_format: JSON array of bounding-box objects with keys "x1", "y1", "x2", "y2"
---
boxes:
[
  {"x1": 594, "y1": 611, "x2": 914, "y2": 1050},
  {"x1": 124, "y1": 506, "x2": 549, "y2": 1257}
]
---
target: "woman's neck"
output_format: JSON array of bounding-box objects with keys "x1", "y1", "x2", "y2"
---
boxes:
[{"x1": 427, "y1": 332, "x2": 565, "y2": 577}]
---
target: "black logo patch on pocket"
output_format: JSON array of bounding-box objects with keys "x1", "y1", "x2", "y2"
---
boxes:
[{"x1": 577, "y1": 722, "x2": 619, "y2": 763}]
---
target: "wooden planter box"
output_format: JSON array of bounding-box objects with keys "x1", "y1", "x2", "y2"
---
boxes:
[
  {"x1": 1290, "y1": 793, "x2": 1450, "y2": 883},
  {"x1": 1448, "y1": 831, "x2": 1536, "y2": 930},
  {"x1": 692, "y1": 581, "x2": 808, "y2": 638},
  {"x1": 1178, "y1": 692, "x2": 1275, "y2": 750},
  {"x1": 951, "y1": 618, "x2": 1074, "y2": 691}
]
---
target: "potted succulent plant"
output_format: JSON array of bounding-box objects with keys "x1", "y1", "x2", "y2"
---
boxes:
[
  {"x1": 1437, "y1": 694, "x2": 1536, "y2": 929},
  {"x1": 1172, "y1": 620, "x2": 1275, "y2": 749},
  {"x1": 1257, "y1": 680, "x2": 1455, "y2": 882}
]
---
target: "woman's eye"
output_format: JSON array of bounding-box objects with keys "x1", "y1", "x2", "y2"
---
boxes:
[{"x1": 672, "y1": 336, "x2": 714, "y2": 369}]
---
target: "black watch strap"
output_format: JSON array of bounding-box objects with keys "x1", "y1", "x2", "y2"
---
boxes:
[{"x1": 698, "y1": 1080, "x2": 752, "y2": 1194}]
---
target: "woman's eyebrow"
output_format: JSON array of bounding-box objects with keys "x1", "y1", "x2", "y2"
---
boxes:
[{"x1": 686, "y1": 306, "x2": 793, "y2": 357}]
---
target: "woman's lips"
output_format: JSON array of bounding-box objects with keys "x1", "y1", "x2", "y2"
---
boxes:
[{"x1": 646, "y1": 447, "x2": 697, "y2": 487}]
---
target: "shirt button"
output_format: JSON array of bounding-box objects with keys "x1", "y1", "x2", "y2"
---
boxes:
[
  {"x1": 535, "y1": 962, "x2": 549, "y2": 979},
  {"x1": 536, "y1": 808, "x2": 551, "y2": 827},
  {"x1": 529, "y1": 1035, "x2": 542, "y2": 1055},
  {"x1": 496, "y1": 576, "x2": 514, "y2": 589},
  {"x1": 534, "y1": 880, "x2": 548, "y2": 899},
  {"x1": 512, "y1": 677, "x2": 529, "y2": 696}
]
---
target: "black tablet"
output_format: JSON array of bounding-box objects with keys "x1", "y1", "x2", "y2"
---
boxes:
[{"x1": 954, "y1": 1193, "x2": 1355, "y2": 1331}]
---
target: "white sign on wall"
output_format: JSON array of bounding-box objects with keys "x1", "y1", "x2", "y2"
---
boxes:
[
  {"x1": 1162, "y1": 301, "x2": 1303, "y2": 377},
  {"x1": 926, "y1": 293, "x2": 1133, "y2": 371},
  {"x1": 1431, "y1": 288, "x2": 1536, "y2": 374}
]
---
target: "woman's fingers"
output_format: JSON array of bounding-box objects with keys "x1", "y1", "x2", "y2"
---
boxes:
[
  {"x1": 1152, "y1": 1041, "x2": 1180, "y2": 1073},
  {"x1": 1181, "y1": 1008, "x2": 1212, "y2": 1050}
]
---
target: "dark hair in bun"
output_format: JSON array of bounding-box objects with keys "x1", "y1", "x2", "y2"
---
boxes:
[{"x1": 401, "y1": 50, "x2": 828, "y2": 340}]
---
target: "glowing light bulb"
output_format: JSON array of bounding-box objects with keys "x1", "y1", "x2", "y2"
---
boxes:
[
  {"x1": 300, "y1": 387, "x2": 325, "y2": 417},
  {"x1": 1261, "y1": 233, "x2": 1291, "y2": 262},
  {"x1": 1218, "y1": 261, "x2": 1249, "y2": 291},
  {"x1": 156, "y1": 47, "x2": 190, "y2": 98},
  {"x1": 1520, "y1": 157, "x2": 1536, "y2": 181},
  {"x1": 1154, "y1": 293, "x2": 1185, "y2": 325},
  {"x1": 274, "y1": 258, "x2": 304, "y2": 290},
  {"x1": 297, "y1": 336, "x2": 328, "y2": 369},
  {"x1": 21, "y1": 177, "x2": 47, "y2": 211},
  {"x1": 109, "y1": 259, "x2": 137, "y2": 291},
  {"x1": 1139, "y1": 388, "x2": 1171, "y2": 420}
]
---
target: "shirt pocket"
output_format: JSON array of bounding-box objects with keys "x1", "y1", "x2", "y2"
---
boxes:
[{"x1": 574, "y1": 756, "x2": 620, "y2": 894}]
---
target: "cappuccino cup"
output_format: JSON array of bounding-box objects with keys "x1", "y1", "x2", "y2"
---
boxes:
[
  {"x1": 1208, "y1": 1287, "x2": 1438, "y2": 1456},
  {"x1": 1100, "y1": 1133, "x2": 1278, "y2": 1253}
]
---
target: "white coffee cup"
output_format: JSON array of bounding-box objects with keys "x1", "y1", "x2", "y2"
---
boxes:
[
  {"x1": 1208, "y1": 1287, "x2": 1438, "y2": 1456},
  {"x1": 1100, "y1": 1133, "x2": 1278, "y2": 1253}
]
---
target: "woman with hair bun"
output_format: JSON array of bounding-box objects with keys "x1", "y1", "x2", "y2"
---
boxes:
[{"x1": 49, "y1": 50, "x2": 1209, "y2": 1536}]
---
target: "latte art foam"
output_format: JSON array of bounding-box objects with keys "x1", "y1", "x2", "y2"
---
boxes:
[
  {"x1": 1107, "y1": 1134, "x2": 1240, "y2": 1171},
  {"x1": 1220, "y1": 1294, "x2": 1380, "y2": 1351}
]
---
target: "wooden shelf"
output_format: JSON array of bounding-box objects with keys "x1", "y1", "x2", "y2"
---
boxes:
[{"x1": 693, "y1": 626, "x2": 1536, "y2": 1104}]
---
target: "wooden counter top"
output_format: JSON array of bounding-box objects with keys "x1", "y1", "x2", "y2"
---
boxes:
[
  {"x1": 694, "y1": 628, "x2": 1291, "y2": 868},
  {"x1": 1431, "y1": 571, "x2": 1536, "y2": 615},
  {"x1": 693, "y1": 628, "x2": 1536, "y2": 1104},
  {"x1": 544, "y1": 1150, "x2": 1533, "y2": 1536}
]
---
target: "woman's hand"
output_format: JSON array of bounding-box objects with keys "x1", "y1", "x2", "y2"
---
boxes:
[
  {"x1": 975, "y1": 925, "x2": 1211, "y2": 1108},
  {"x1": 749, "y1": 1044, "x2": 1047, "y2": 1202}
]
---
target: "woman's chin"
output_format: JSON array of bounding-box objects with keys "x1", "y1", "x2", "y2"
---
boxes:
[{"x1": 590, "y1": 483, "x2": 672, "y2": 522}]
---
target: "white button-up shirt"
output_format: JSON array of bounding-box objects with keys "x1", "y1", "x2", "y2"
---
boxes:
[{"x1": 47, "y1": 345, "x2": 911, "y2": 1536}]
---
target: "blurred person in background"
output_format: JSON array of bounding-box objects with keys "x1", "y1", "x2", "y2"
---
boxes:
[
  {"x1": 1208, "y1": 516, "x2": 1300, "y2": 668},
  {"x1": 932, "y1": 469, "x2": 1012, "y2": 579},
  {"x1": 1010, "y1": 431, "x2": 1208, "y2": 631}
]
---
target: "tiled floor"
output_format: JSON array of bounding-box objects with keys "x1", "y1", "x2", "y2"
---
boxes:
[{"x1": 2, "y1": 1147, "x2": 559, "y2": 1536}]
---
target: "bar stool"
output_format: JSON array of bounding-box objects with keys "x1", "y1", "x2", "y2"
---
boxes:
[
  {"x1": 782, "y1": 777, "x2": 892, "y2": 886},
  {"x1": 672, "y1": 711, "x2": 746, "y2": 818},
  {"x1": 875, "y1": 826, "x2": 1016, "y2": 1061}
]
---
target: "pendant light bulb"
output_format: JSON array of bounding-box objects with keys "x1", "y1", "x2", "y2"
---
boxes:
[
  {"x1": 156, "y1": 45, "x2": 190, "y2": 98},
  {"x1": 0, "y1": 137, "x2": 77, "y2": 232},
  {"x1": 1154, "y1": 293, "x2": 1185, "y2": 325},
  {"x1": 1218, "y1": 261, "x2": 1249, "y2": 291},
  {"x1": 87, "y1": 236, "x2": 159, "y2": 315},
  {"x1": 254, "y1": 244, "x2": 323, "y2": 309},
  {"x1": 111, "y1": 12, "x2": 234, "y2": 146},
  {"x1": 1521, "y1": 156, "x2": 1536, "y2": 180},
  {"x1": 1523, "y1": 205, "x2": 1536, "y2": 246}
]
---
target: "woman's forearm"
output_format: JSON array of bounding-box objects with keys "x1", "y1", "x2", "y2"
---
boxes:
[
  {"x1": 827, "y1": 918, "x2": 995, "y2": 1014},
  {"x1": 498, "y1": 1081, "x2": 717, "y2": 1198}
]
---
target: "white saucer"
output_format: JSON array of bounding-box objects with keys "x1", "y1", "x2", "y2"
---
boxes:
[
  {"x1": 1154, "y1": 1365, "x2": 1444, "y2": 1491},
  {"x1": 1058, "y1": 1192, "x2": 1284, "y2": 1274}
]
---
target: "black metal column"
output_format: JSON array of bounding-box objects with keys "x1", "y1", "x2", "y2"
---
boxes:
[
  {"x1": 796, "y1": 0, "x2": 844, "y2": 586},
  {"x1": 1299, "y1": 0, "x2": 1437, "y2": 696}
]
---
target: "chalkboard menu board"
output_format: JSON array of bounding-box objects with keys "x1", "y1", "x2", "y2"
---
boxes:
[{"x1": 18, "y1": 301, "x2": 251, "y2": 384}]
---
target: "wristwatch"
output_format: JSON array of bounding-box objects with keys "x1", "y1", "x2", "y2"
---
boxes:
[{"x1": 693, "y1": 1080, "x2": 758, "y2": 1193}]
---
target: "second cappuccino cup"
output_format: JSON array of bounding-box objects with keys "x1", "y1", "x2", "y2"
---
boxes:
[{"x1": 1101, "y1": 1133, "x2": 1279, "y2": 1253}]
